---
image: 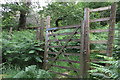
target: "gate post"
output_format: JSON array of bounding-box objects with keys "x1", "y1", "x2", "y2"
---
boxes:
[
  {"x1": 80, "y1": 8, "x2": 90, "y2": 78},
  {"x1": 43, "y1": 16, "x2": 51, "y2": 70},
  {"x1": 107, "y1": 3, "x2": 116, "y2": 57}
]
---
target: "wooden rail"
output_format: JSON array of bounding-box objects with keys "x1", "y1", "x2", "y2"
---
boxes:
[
  {"x1": 90, "y1": 29, "x2": 109, "y2": 33},
  {"x1": 48, "y1": 39, "x2": 80, "y2": 42},
  {"x1": 48, "y1": 32, "x2": 80, "y2": 36},
  {"x1": 47, "y1": 25, "x2": 80, "y2": 31},
  {"x1": 90, "y1": 6, "x2": 111, "y2": 12},
  {"x1": 48, "y1": 52, "x2": 80, "y2": 56},
  {"x1": 48, "y1": 46, "x2": 80, "y2": 49},
  {"x1": 48, "y1": 58, "x2": 80, "y2": 63},
  {"x1": 90, "y1": 17, "x2": 110, "y2": 22}
]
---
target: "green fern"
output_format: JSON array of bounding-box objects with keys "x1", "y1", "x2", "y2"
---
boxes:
[
  {"x1": 13, "y1": 65, "x2": 51, "y2": 78},
  {"x1": 89, "y1": 55, "x2": 120, "y2": 80}
]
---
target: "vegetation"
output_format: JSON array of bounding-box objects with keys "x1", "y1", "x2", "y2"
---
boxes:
[{"x1": 1, "y1": 1, "x2": 120, "y2": 79}]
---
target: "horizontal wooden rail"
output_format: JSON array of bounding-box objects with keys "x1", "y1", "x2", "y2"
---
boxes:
[
  {"x1": 48, "y1": 59, "x2": 80, "y2": 63},
  {"x1": 90, "y1": 6, "x2": 111, "y2": 12},
  {"x1": 48, "y1": 52, "x2": 80, "y2": 56},
  {"x1": 90, "y1": 17, "x2": 110, "y2": 22},
  {"x1": 48, "y1": 39, "x2": 80, "y2": 42},
  {"x1": 90, "y1": 40, "x2": 107, "y2": 44},
  {"x1": 48, "y1": 71, "x2": 76, "y2": 78},
  {"x1": 47, "y1": 25, "x2": 80, "y2": 31},
  {"x1": 91, "y1": 59, "x2": 105, "y2": 63},
  {"x1": 48, "y1": 46, "x2": 80, "y2": 49},
  {"x1": 49, "y1": 64, "x2": 80, "y2": 71},
  {"x1": 90, "y1": 50, "x2": 107, "y2": 53},
  {"x1": 90, "y1": 29, "x2": 109, "y2": 33},
  {"x1": 48, "y1": 32, "x2": 80, "y2": 36}
]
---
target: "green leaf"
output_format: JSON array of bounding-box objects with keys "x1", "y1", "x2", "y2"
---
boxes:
[
  {"x1": 24, "y1": 57, "x2": 31, "y2": 61},
  {"x1": 29, "y1": 50, "x2": 35, "y2": 53},
  {"x1": 35, "y1": 56, "x2": 42, "y2": 62}
]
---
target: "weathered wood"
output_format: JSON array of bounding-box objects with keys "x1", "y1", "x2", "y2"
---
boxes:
[
  {"x1": 49, "y1": 64, "x2": 80, "y2": 71},
  {"x1": 47, "y1": 25, "x2": 80, "y2": 31},
  {"x1": 48, "y1": 71, "x2": 76, "y2": 77},
  {"x1": 80, "y1": 8, "x2": 90, "y2": 78},
  {"x1": 50, "y1": 31, "x2": 80, "y2": 77},
  {"x1": 90, "y1": 50, "x2": 107, "y2": 53},
  {"x1": 107, "y1": 3, "x2": 116, "y2": 57},
  {"x1": 48, "y1": 59, "x2": 80, "y2": 63},
  {"x1": 90, "y1": 40, "x2": 107, "y2": 44},
  {"x1": 48, "y1": 27, "x2": 80, "y2": 69},
  {"x1": 40, "y1": 19, "x2": 44, "y2": 41},
  {"x1": 48, "y1": 32, "x2": 80, "y2": 36},
  {"x1": 43, "y1": 16, "x2": 50, "y2": 70},
  {"x1": 90, "y1": 17, "x2": 110, "y2": 22},
  {"x1": 48, "y1": 39, "x2": 80, "y2": 42},
  {"x1": 80, "y1": 21, "x2": 85, "y2": 78},
  {"x1": 48, "y1": 52, "x2": 80, "y2": 56},
  {"x1": 48, "y1": 46, "x2": 80, "y2": 49},
  {"x1": 90, "y1": 6, "x2": 111, "y2": 12},
  {"x1": 90, "y1": 29, "x2": 109, "y2": 33}
]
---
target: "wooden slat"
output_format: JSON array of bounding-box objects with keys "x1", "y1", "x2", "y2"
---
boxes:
[
  {"x1": 48, "y1": 71, "x2": 76, "y2": 78},
  {"x1": 47, "y1": 25, "x2": 80, "y2": 31},
  {"x1": 48, "y1": 46, "x2": 80, "y2": 49},
  {"x1": 48, "y1": 39, "x2": 80, "y2": 42},
  {"x1": 90, "y1": 6, "x2": 111, "y2": 12},
  {"x1": 90, "y1": 29, "x2": 109, "y2": 33},
  {"x1": 90, "y1": 40, "x2": 107, "y2": 44},
  {"x1": 90, "y1": 50, "x2": 107, "y2": 53},
  {"x1": 48, "y1": 52, "x2": 80, "y2": 56},
  {"x1": 48, "y1": 59, "x2": 80, "y2": 63},
  {"x1": 49, "y1": 64, "x2": 80, "y2": 71},
  {"x1": 90, "y1": 17, "x2": 110, "y2": 22},
  {"x1": 91, "y1": 59, "x2": 106, "y2": 63},
  {"x1": 48, "y1": 32, "x2": 80, "y2": 36}
]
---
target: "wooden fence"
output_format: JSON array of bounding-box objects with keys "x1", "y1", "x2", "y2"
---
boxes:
[{"x1": 43, "y1": 3, "x2": 117, "y2": 78}]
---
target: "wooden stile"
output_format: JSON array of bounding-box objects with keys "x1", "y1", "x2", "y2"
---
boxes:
[{"x1": 44, "y1": 3, "x2": 116, "y2": 78}]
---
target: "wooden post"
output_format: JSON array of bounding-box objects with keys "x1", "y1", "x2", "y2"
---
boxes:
[
  {"x1": 80, "y1": 8, "x2": 90, "y2": 78},
  {"x1": 107, "y1": 3, "x2": 116, "y2": 57},
  {"x1": 80, "y1": 21, "x2": 85, "y2": 78},
  {"x1": 43, "y1": 16, "x2": 50, "y2": 70},
  {"x1": 36, "y1": 18, "x2": 44, "y2": 41},
  {"x1": 40, "y1": 19, "x2": 44, "y2": 41}
]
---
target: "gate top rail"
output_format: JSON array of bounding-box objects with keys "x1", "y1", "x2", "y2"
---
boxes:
[
  {"x1": 90, "y1": 6, "x2": 111, "y2": 12},
  {"x1": 46, "y1": 25, "x2": 81, "y2": 31}
]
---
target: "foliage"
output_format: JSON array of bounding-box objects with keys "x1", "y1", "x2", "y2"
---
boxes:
[
  {"x1": 1, "y1": 64, "x2": 51, "y2": 78},
  {"x1": 2, "y1": 30, "x2": 44, "y2": 67},
  {"x1": 39, "y1": 2, "x2": 84, "y2": 27},
  {"x1": 13, "y1": 65, "x2": 51, "y2": 78},
  {"x1": 89, "y1": 55, "x2": 120, "y2": 80},
  {"x1": 1, "y1": 2, "x2": 31, "y2": 29}
]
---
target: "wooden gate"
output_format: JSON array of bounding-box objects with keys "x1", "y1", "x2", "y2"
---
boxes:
[{"x1": 43, "y1": 3, "x2": 116, "y2": 78}]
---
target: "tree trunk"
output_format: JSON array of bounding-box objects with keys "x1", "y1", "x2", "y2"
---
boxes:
[
  {"x1": 18, "y1": 10, "x2": 26, "y2": 29},
  {"x1": 18, "y1": 1, "x2": 31, "y2": 29}
]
